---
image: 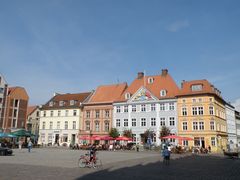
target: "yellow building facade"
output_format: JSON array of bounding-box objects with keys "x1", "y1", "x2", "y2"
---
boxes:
[{"x1": 177, "y1": 80, "x2": 227, "y2": 153}]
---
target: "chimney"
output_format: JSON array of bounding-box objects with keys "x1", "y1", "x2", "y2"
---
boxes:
[
  {"x1": 181, "y1": 80, "x2": 185, "y2": 88},
  {"x1": 137, "y1": 72, "x2": 144, "y2": 79},
  {"x1": 161, "y1": 69, "x2": 168, "y2": 76}
]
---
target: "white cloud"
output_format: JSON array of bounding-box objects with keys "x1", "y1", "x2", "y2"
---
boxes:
[{"x1": 166, "y1": 20, "x2": 190, "y2": 32}]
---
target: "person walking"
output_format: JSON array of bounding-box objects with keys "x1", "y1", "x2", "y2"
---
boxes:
[
  {"x1": 27, "y1": 140, "x2": 33, "y2": 153},
  {"x1": 162, "y1": 146, "x2": 171, "y2": 165},
  {"x1": 18, "y1": 140, "x2": 23, "y2": 150}
]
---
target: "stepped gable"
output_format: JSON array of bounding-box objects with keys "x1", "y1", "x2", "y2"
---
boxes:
[
  {"x1": 87, "y1": 83, "x2": 128, "y2": 104},
  {"x1": 120, "y1": 69, "x2": 180, "y2": 101}
]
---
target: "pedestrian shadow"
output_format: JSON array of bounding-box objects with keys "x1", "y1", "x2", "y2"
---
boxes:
[{"x1": 76, "y1": 155, "x2": 240, "y2": 180}]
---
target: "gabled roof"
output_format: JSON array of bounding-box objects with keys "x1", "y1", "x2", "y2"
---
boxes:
[
  {"x1": 42, "y1": 92, "x2": 92, "y2": 109},
  {"x1": 119, "y1": 70, "x2": 180, "y2": 101},
  {"x1": 87, "y1": 83, "x2": 128, "y2": 104},
  {"x1": 27, "y1": 106, "x2": 38, "y2": 116},
  {"x1": 177, "y1": 79, "x2": 223, "y2": 98}
]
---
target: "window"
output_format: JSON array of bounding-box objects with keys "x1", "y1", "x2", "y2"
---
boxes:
[
  {"x1": 48, "y1": 134, "x2": 52, "y2": 143},
  {"x1": 192, "y1": 107, "x2": 198, "y2": 115},
  {"x1": 191, "y1": 84, "x2": 203, "y2": 91},
  {"x1": 199, "y1": 98, "x2": 202, "y2": 102},
  {"x1": 65, "y1": 121, "x2": 68, "y2": 130},
  {"x1": 50, "y1": 121, "x2": 53, "y2": 129},
  {"x1": 182, "y1": 107, "x2": 187, "y2": 116},
  {"x1": 193, "y1": 122, "x2": 198, "y2": 130},
  {"x1": 182, "y1": 99, "x2": 186, "y2": 103},
  {"x1": 199, "y1": 121, "x2": 204, "y2": 130},
  {"x1": 105, "y1": 110, "x2": 110, "y2": 118},
  {"x1": 70, "y1": 100, "x2": 74, "y2": 106},
  {"x1": 50, "y1": 111, "x2": 53, "y2": 117},
  {"x1": 12, "y1": 119, "x2": 17, "y2": 128},
  {"x1": 148, "y1": 77, "x2": 154, "y2": 84},
  {"x1": 182, "y1": 122, "x2": 187, "y2": 130},
  {"x1": 141, "y1": 118, "x2": 146, "y2": 126},
  {"x1": 169, "y1": 117, "x2": 175, "y2": 126},
  {"x1": 43, "y1": 111, "x2": 46, "y2": 117},
  {"x1": 42, "y1": 122, "x2": 45, "y2": 130},
  {"x1": 49, "y1": 101, "x2": 53, "y2": 107},
  {"x1": 58, "y1": 110, "x2": 61, "y2": 116},
  {"x1": 132, "y1": 105, "x2": 136, "y2": 112},
  {"x1": 151, "y1": 104, "x2": 156, "y2": 111},
  {"x1": 151, "y1": 118, "x2": 156, "y2": 126},
  {"x1": 73, "y1": 110, "x2": 77, "y2": 116},
  {"x1": 59, "y1": 101, "x2": 64, "y2": 106},
  {"x1": 95, "y1": 121, "x2": 100, "y2": 131},
  {"x1": 210, "y1": 121, "x2": 215, "y2": 130},
  {"x1": 14, "y1": 100, "x2": 19, "y2": 107},
  {"x1": 65, "y1": 110, "x2": 69, "y2": 116},
  {"x1": 132, "y1": 119, "x2": 136, "y2": 127},
  {"x1": 160, "y1": 103, "x2": 165, "y2": 111},
  {"x1": 209, "y1": 106, "x2": 214, "y2": 115},
  {"x1": 95, "y1": 110, "x2": 100, "y2": 118},
  {"x1": 169, "y1": 103, "x2": 175, "y2": 111},
  {"x1": 198, "y1": 107, "x2": 204, "y2": 115},
  {"x1": 57, "y1": 121, "x2": 60, "y2": 129},
  {"x1": 141, "y1": 104, "x2": 146, "y2": 112},
  {"x1": 63, "y1": 134, "x2": 68, "y2": 142},
  {"x1": 160, "y1": 117, "x2": 165, "y2": 126},
  {"x1": 73, "y1": 121, "x2": 76, "y2": 129},
  {"x1": 124, "y1": 119, "x2": 128, "y2": 127},
  {"x1": 104, "y1": 121, "x2": 109, "y2": 132},
  {"x1": 116, "y1": 119, "x2": 120, "y2": 127},
  {"x1": 85, "y1": 121, "x2": 90, "y2": 130},
  {"x1": 160, "y1": 90, "x2": 166, "y2": 97},
  {"x1": 125, "y1": 93, "x2": 131, "y2": 100},
  {"x1": 86, "y1": 111, "x2": 90, "y2": 118},
  {"x1": 192, "y1": 98, "x2": 196, "y2": 103},
  {"x1": 116, "y1": 106, "x2": 121, "y2": 113},
  {"x1": 211, "y1": 137, "x2": 216, "y2": 146},
  {"x1": 124, "y1": 106, "x2": 128, "y2": 112},
  {"x1": 183, "y1": 140, "x2": 188, "y2": 146}
]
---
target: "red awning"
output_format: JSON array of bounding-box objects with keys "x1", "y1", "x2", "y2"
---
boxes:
[{"x1": 115, "y1": 136, "x2": 132, "y2": 141}]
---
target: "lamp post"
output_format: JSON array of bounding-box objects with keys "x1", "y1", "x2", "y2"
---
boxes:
[{"x1": 89, "y1": 130, "x2": 92, "y2": 145}]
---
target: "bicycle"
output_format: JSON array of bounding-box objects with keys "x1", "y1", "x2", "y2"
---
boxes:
[{"x1": 78, "y1": 152, "x2": 102, "y2": 169}]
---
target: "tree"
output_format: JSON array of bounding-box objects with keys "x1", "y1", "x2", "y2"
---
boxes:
[
  {"x1": 141, "y1": 129, "x2": 154, "y2": 143},
  {"x1": 123, "y1": 129, "x2": 132, "y2": 138},
  {"x1": 160, "y1": 126, "x2": 170, "y2": 138},
  {"x1": 109, "y1": 128, "x2": 119, "y2": 138}
]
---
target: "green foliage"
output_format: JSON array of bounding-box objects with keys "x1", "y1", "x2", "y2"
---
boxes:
[
  {"x1": 160, "y1": 126, "x2": 170, "y2": 138},
  {"x1": 109, "y1": 128, "x2": 119, "y2": 138},
  {"x1": 142, "y1": 129, "x2": 154, "y2": 143},
  {"x1": 123, "y1": 129, "x2": 132, "y2": 138}
]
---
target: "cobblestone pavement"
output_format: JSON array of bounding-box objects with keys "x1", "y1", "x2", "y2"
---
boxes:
[{"x1": 0, "y1": 148, "x2": 240, "y2": 180}]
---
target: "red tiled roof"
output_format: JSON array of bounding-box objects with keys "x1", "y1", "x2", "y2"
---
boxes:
[
  {"x1": 88, "y1": 83, "x2": 128, "y2": 103},
  {"x1": 42, "y1": 92, "x2": 92, "y2": 109},
  {"x1": 119, "y1": 70, "x2": 180, "y2": 101},
  {"x1": 177, "y1": 79, "x2": 222, "y2": 98},
  {"x1": 27, "y1": 106, "x2": 37, "y2": 116}
]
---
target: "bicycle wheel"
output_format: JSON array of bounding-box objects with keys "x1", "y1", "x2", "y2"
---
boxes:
[
  {"x1": 94, "y1": 158, "x2": 102, "y2": 169},
  {"x1": 78, "y1": 158, "x2": 87, "y2": 168}
]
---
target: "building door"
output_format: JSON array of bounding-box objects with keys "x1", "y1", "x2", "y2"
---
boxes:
[
  {"x1": 71, "y1": 134, "x2": 75, "y2": 145},
  {"x1": 55, "y1": 134, "x2": 59, "y2": 144}
]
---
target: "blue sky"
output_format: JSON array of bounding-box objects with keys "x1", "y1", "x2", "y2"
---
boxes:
[{"x1": 0, "y1": 0, "x2": 240, "y2": 105}]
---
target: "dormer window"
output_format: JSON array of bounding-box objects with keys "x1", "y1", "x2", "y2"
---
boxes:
[
  {"x1": 59, "y1": 101, "x2": 64, "y2": 106},
  {"x1": 70, "y1": 100, "x2": 74, "y2": 106},
  {"x1": 191, "y1": 84, "x2": 203, "y2": 91},
  {"x1": 49, "y1": 101, "x2": 53, "y2": 107},
  {"x1": 148, "y1": 77, "x2": 154, "y2": 84},
  {"x1": 160, "y1": 90, "x2": 167, "y2": 97},
  {"x1": 125, "y1": 93, "x2": 131, "y2": 100}
]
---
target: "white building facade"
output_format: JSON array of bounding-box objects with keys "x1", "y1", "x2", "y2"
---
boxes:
[
  {"x1": 0, "y1": 74, "x2": 8, "y2": 131},
  {"x1": 38, "y1": 92, "x2": 91, "y2": 146},
  {"x1": 225, "y1": 103, "x2": 237, "y2": 151},
  {"x1": 113, "y1": 87, "x2": 178, "y2": 146}
]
